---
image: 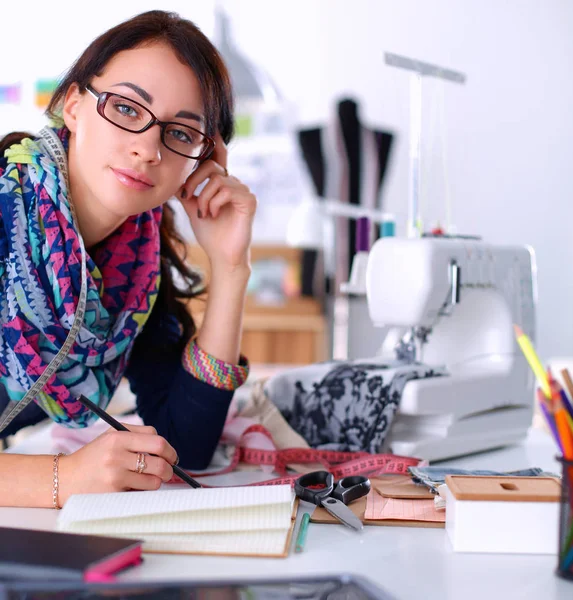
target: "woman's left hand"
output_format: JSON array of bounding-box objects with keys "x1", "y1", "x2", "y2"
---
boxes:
[{"x1": 179, "y1": 133, "x2": 257, "y2": 270}]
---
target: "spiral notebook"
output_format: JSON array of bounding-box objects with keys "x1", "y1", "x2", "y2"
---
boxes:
[{"x1": 57, "y1": 485, "x2": 296, "y2": 558}]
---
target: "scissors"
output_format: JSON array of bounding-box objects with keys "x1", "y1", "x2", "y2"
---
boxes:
[{"x1": 294, "y1": 470, "x2": 371, "y2": 531}]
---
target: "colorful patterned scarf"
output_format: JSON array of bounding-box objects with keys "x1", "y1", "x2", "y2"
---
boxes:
[{"x1": 0, "y1": 127, "x2": 161, "y2": 427}]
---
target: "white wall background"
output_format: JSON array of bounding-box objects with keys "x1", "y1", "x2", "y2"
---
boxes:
[{"x1": 0, "y1": 0, "x2": 572, "y2": 362}]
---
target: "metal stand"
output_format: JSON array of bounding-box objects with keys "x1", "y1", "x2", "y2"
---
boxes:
[{"x1": 384, "y1": 53, "x2": 466, "y2": 238}]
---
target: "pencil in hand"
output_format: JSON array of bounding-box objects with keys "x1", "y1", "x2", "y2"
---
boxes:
[{"x1": 77, "y1": 394, "x2": 202, "y2": 489}]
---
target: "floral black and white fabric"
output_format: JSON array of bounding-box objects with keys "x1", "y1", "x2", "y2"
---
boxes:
[{"x1": 264, "y1": 360, "x2": 445, "y2": 453}]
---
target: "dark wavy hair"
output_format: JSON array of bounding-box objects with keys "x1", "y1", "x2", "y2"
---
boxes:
[{"x1": 0, "y1": 10, "x2": 234, "y2": 349}]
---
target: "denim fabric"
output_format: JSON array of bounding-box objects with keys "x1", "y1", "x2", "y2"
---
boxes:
[{"x1": 408, "y1": 466, "x2": 552, "y2": 494}]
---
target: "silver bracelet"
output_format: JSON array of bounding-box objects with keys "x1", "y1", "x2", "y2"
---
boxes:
[{"x1": 52, "y1": 452, "x2": 66, "y2": 510}]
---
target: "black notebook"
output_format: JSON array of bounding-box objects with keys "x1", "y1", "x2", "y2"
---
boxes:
[{"x1": 0, "y1": 527, "x2": 142, "y2": 582}]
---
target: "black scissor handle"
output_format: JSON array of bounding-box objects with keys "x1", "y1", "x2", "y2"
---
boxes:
[
  {"x1": 331, "y1": 475, "x2": 371, "y2": 504},
  {"x1": 294, "y1": 471, "x2": 334, "y2": 505}
]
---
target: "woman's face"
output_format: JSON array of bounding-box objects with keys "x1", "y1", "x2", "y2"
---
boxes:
[{"x1": 63, "y1": 42, "x2": 205, "y2": 219}]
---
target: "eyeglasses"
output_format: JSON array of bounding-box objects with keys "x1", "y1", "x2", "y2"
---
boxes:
[{"x1": 85, "y1": 84, "x2": 215, "y2": 160}]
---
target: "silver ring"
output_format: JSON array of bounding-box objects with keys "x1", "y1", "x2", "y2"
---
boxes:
[{"x1": 135, "y1": 453, "x2": 147, "y2": 474}]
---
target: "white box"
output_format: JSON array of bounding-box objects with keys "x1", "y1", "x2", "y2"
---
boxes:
[{"x1": 444, "y1": 475, "x2": 561, "y2": 554}]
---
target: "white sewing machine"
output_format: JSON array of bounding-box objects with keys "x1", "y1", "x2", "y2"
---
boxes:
[{"x1": 364, "y1": 236, "x2": 537, "y2": 461}]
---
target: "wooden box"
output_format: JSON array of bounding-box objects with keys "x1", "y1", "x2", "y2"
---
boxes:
[{"x1": 444, "y1": 475, "x2": 561, "y2": 554}]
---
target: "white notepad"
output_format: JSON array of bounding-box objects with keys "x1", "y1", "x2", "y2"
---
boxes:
[{"x1": 57, "y1": 485, "x2": 295, "y2": 558}]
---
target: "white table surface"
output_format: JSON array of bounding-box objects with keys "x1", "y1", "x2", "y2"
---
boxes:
[{"x1": 1, "y1": 427, "x2": 571, "y2": 600}]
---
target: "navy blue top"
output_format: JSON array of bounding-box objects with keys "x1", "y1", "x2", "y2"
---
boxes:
[
  {"x1": 124, "y1": 301, "x2": 235, "y2": 470},
  {"x1": 0, "y1": 298, "x2": 234, "y2": 470}
]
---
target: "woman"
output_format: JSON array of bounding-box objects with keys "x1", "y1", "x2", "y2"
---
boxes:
[{"x1": 0, "y1": 10, "x2": 256, "y2": 507}]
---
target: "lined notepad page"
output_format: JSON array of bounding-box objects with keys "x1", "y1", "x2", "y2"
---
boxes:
[
  {"x1": 57, "y1": 486, "x2": 295, "y2": 556},
  {"x1": 144, "y1": 530, "x2": 292, "y2": 556}
]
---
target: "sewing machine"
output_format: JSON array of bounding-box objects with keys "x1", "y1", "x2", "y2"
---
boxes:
[{"x1": 364, "y1": 236, "x2": 537, "y2": 461}]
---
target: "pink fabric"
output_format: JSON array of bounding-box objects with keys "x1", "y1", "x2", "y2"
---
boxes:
[
  {"x1": 220, "y1": 415, "x2": 276, "y2": 474},
  {"x1": 50, "y1": 414, "x2": 144, "y2": 454},
  {"x1": 49, "y1": 409, "x2": 269, "y2": 460}
]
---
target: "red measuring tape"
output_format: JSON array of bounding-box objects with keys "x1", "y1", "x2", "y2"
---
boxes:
[{"x1": 171, "y1": 424, "x2": 420, "y2": 487}]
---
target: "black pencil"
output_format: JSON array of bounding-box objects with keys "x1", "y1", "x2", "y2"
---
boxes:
[{"x1": 77, "y1": 394, "x2": 202, "y2": 489}]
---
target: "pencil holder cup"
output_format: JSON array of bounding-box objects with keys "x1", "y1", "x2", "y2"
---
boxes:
[{"x1": 557, "y1": 456, "x2": 573, "y2": 581}]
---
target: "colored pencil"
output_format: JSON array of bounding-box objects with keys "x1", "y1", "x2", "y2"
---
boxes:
[
  {"x1": 554, "y1": 400, "x2": 573, "y2": 460},
  {"x1": 547, "y1": 370, "x2": 573, "y2": 436},
  {"x1": 543, "y1": 376, "x2": 573, "y2": 573},
  {"x1": 513, "y1": 325, "x2": 551, "y2": 398},
  {"x1": 537, "y1": 389, "x2": 563, "y2": 454},
  {"x1": 559, "y1": 368, "x2": 573, "y2": 423},
  {"x1": 295, "y1": 512, "x2": 311, "y2": 553},
  {"x1": 557, "y1": 388, "x2": 573, "y2": 430}
]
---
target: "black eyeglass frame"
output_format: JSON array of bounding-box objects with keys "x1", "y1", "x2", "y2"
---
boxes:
[{"x1": 84, "y1": 84, "x2": 215, "y2": 160}]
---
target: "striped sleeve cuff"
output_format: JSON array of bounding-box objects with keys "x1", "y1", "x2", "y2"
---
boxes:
[{"x1": 182, "y1": 339, "x2": 249, "y2": 391}]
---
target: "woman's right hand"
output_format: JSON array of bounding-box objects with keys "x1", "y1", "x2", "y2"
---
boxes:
[{"x1": 57, "y1": 424, "x2": 178, "y2": 505}]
